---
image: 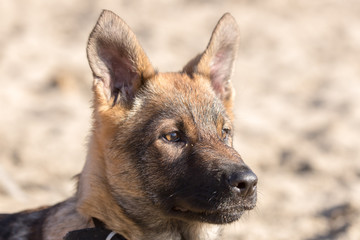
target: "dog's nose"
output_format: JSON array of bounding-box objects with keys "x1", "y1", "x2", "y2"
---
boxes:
[{"x1": 228, "y1": 168, "x2": 257, "y2": 198}]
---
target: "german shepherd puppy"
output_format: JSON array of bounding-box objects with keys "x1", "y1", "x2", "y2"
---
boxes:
[{"x1": 0, "y1": 10, "x2": 257, "y2": 240}]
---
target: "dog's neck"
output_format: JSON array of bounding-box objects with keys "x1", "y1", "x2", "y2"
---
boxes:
[
  {"x1": 76, "y1": 134, "x2": 143, "y2": 239},
  {"x1": 75, "y1": 134, "x2": 223, "y2": 240}
]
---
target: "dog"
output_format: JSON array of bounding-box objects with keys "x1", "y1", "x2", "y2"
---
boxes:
[{"x1": 0, "y1": 10, "x2": 257, "y2": 240}]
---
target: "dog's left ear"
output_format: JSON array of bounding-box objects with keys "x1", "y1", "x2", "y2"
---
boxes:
[
  {"x1": 183, "y1": 13, "x2": 240, "y2": 110},
  {"x1": 87, "y1": 10, "x2": 155, "y2": 108}
]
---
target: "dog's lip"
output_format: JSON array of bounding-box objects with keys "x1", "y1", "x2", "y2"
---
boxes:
[
  {"x1": 172, "y1": 203, "x2": 255, "y2": 214},
  {"x1": 173, "y1": 206, "x2": 189, "y2": 212},
  {"x1": 170, "y1": 203, "x2": 256, "y2": 224}
]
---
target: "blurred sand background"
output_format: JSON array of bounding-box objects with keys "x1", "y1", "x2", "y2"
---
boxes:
[{"x1": 0, "y1": 0, "x2": 359, "y2": 239}]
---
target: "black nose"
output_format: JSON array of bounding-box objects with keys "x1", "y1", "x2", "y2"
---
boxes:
[{"x1": 228, "y1": 168, "x2": 258, "y2": 197}]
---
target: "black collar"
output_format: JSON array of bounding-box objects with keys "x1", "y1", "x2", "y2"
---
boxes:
[{"x1": 63, "y1": 218, "x2": 127, "y2": 240}]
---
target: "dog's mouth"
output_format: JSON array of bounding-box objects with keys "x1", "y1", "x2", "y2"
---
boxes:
[
  {"x1": 167, "y1": 186, "x2": 258, "y2": 224},
  {"x1": 170, "y1": 202, "x2": 255, "y2": 224}
]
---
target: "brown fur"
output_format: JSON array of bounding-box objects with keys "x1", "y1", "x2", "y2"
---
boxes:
[{"x1": 0, "y1": 10, "x2": 257, "y2": 240}]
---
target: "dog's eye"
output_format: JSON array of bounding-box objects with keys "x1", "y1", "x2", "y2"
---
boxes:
[
  {"x1": 163, "y1": 131, "x2": 181, "y2": 142},
  {"x1": 221, "y1": 128, "x2": 231, "y2": 140}
]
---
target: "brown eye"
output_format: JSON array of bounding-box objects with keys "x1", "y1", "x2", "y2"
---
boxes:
[
  {"x1": 221, "y1": 128, "x2": 230, "y2": 140},
  {"x1": 163, "y1": 131, "x2": 181, "y2": 142}
]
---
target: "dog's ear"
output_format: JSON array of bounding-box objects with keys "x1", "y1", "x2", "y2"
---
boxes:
[
  {"x1": 183, "y1": 13, "x2": 240, "y2": 110},
  {"x1": 87, "y1": 10, "x2": 155, "y2": 107}
]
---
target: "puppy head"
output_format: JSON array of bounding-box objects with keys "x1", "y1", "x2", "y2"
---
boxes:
[{"x1": 85, "y1": 10, "x2": 257, "y2": 225}]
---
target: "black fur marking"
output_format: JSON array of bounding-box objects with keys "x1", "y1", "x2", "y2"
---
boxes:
[{"x1": 0, "y1": 207, "x2": 50, "y2": 240}]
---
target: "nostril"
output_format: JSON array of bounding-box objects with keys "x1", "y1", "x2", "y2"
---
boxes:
[
  {"x1": 236, "y1": 181, "x2": 247, "y2": 191},
  {"x1": 250, "y1": 178, "x2": 258, "y2": 193}
]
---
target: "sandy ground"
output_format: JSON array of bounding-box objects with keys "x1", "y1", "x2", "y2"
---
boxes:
[{"x1": 0, "y1": 1, "x2": 359, "y2": 239}]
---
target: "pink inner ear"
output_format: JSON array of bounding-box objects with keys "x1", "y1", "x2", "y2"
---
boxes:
[
  {"x1": 111, "y1": 56, "x2": 138, "y2": 99},
  {"x1": 209, "y1": 48, "x2": 232, "y2": 98},
  {"x1": 100, "y1": 47, "x2": 139, "y2": 101}
]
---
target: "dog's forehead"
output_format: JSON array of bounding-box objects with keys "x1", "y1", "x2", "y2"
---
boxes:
[
  {"x1": 149, "y1": 73, "x2": 218, "y2": 101},
  {"x1": 141, "y1": 72, "x2": 229, "y2": 124}
]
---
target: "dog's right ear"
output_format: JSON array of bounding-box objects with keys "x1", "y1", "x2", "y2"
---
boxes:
[{"x1": 87, "y1": 10, "x2": 155, "y2": 107}]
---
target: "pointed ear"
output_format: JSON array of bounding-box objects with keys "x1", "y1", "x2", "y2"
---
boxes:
[
  {"x1": 183, "y1": 13, "x2": 240, "y2": 105},
  {"x1": 87, "y1": 10, "x2": 155, "y2": 106}
]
